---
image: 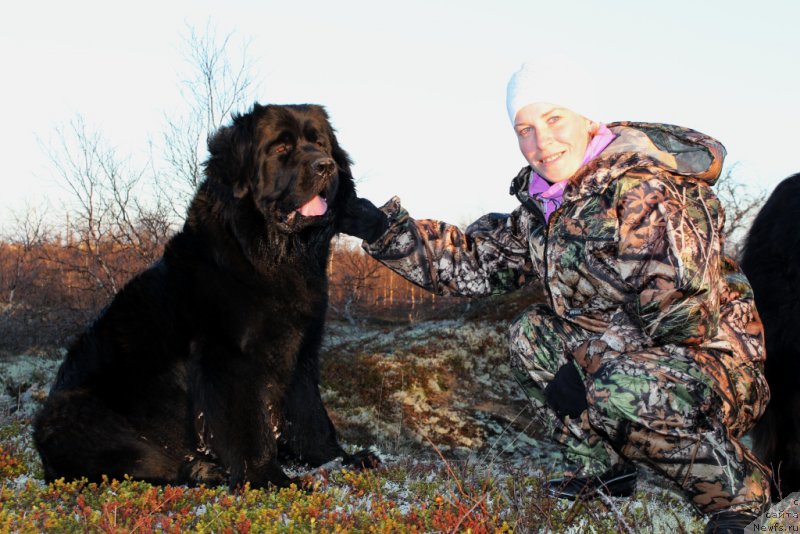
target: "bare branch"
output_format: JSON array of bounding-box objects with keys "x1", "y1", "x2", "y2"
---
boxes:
[
  {"x1": 3, "y1": 22, "x2": 259, "y2": 346},
  {"x1": 41, "y1": 115, "x2": 171, "y2": 300},
  {"x1": 714, "y1": 165, "x2": 768, "y2": 258},
  {"x1": 158, "y1": 21, "x2": 259, "y2": 218}
]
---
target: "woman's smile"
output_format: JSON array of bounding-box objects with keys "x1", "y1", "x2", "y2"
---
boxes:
[{"x1": 537, "y1": 151, "x2": 566, "y2": 165}]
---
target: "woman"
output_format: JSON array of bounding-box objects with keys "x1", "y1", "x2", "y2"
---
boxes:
[{"x1": 337, "y1": 60, "x2": 771, "y2": 532}]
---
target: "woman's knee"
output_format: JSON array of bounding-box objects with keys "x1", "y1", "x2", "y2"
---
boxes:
[
  {"x1": 508, "y1": 304, "x2": 554, "y2": 343},
  {"x1": 508, "y1": 304, "x2": 571, "y2": 376}
]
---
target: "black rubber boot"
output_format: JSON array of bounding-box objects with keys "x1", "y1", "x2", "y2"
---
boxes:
[
  {"x1": 704, "y1": 511, "x2": 759, "y2": 533},
  {"x1": 544, "y1": 461, "x2": 637, "y2": 501}
]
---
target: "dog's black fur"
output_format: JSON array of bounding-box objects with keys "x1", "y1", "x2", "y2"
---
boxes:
[
  {"x1": 741, "y1": 172, "x2": 800, "y2": 499},
  {"x1": 33, "y1": 104, "x2": 378, "y2": 489}
]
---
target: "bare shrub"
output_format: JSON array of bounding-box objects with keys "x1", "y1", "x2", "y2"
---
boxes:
[{"x1": 715, "y1": 165, "x2": 767, "y2": 258}]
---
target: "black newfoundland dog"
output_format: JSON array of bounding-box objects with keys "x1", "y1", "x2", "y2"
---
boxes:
[
  {"x1": 741, "y1": 172, "x2": 800, "y2": 498},
  {"x1": 34, "y1": 104, "x2": 378, "y2": 489}
]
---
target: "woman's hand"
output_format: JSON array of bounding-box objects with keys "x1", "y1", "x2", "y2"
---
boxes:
[
  {"x1": 544, "y1": 362, "x2": 588, "y2": 419},
  {"x1": 336, "y1": 194, "x2": 390, "y2": 243}
]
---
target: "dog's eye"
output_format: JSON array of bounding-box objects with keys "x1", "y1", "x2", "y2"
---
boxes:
[{"x1": 274, "y1": 144, "x2": 289, "y2": 154}]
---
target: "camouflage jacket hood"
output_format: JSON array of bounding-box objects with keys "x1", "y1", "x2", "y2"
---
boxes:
[
  {"x1": 577, "y1": 122, "x2": 727, "y2": 191},
  {"x1": 365, "y1": 122, "x2": 764, "y2": 369},
  {"x1": 512, "y1": 122, "x2": 727, "y2": 207}
]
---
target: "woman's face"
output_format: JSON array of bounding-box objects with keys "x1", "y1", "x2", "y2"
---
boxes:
[{"x1": 514, "y1": 103, "x2": 593, "y2": 183}]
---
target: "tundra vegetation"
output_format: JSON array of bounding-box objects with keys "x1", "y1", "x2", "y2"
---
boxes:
[{"x1": 0, "y1": 294, "x2": 706, "y2": 532}]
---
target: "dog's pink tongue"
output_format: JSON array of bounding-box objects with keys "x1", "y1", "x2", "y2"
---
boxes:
[{"x1": 297, "y1": 195, "x2": 327, "y2": 217}]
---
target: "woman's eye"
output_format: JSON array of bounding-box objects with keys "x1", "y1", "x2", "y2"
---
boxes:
[
  {"x1": 518, "y1": 127, "x2": 531, "y2": 137},
  {"x1": 547, "y1": 115, "x2": 561, "y2": 125}
]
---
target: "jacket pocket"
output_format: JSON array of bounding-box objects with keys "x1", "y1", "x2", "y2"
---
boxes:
[{"x1": 556, "y1": 216, "x2": 618, "y2": 241}]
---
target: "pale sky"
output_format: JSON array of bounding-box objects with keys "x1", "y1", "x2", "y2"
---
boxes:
[{"x1": 1, "y1": 0, "x2": 798, "y2": 230}]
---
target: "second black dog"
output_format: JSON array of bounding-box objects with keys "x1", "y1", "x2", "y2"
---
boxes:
[{"x1": 741, "y1": 172, "x2": 800, "y2": 499}]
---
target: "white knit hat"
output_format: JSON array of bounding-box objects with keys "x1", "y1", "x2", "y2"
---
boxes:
[{"x1": 506, "y1": 56, "x2": 603, "y2": 126}]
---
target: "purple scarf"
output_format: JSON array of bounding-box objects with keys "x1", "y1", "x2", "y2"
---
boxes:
[{"x1": 529, "y1": 124, "x2": 616, "y2": 221}]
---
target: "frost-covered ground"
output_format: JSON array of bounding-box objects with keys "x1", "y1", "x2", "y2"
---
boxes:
[
  {"x1": 0, "y1": 317, "x2": 706, "y2": 532},
  {"x1": 319, "y1": 318, "x2": 705, "y2": 530}
]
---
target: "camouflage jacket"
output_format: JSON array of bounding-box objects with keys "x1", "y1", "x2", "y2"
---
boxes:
[{"x1": 364, "y1": 122, "x2": 765, "y2": 365}]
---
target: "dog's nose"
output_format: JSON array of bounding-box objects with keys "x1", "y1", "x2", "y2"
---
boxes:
[{"x1": 312, "y1": 158, "x2": 336, "y2": 178}]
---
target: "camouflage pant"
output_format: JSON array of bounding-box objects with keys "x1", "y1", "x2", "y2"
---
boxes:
[{"x1": 509, "y1": 304, "x2": 771, "y2": 516}]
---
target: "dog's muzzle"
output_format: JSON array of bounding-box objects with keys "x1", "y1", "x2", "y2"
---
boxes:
[{"x1": 312, "y1": 157, "x2": 336, "y2": 179}]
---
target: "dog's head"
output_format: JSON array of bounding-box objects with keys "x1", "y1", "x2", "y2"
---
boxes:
[{"x1": 204, "y1": 103, "x2": 355, "y2": 234}]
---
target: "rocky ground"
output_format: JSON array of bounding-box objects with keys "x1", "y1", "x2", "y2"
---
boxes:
[{"x1": 0, "y1": 309, "x2": 707, "y2": 532}]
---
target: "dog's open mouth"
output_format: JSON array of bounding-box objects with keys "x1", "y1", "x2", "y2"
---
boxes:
[
  {"x1": 296, "y1": 194, "x2": 327, "y2": 217},
  {"x1": 282, "y1": 189, "x2": 331, "y2": 227}
]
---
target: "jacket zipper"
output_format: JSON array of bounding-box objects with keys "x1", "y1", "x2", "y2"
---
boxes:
[
  {"x1": 543, "y1": 203, "x2": 568, "y2": 314},
  {"x1": 518, "y1": 192, "x2": 563, "y2": 313}
]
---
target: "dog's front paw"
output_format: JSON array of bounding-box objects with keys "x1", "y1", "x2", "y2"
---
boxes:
[
  {"x1": 230, "y1": 461, "x2": 294, "y2": 491},
  {"x1": 180, "y1": 457, "x2": 229, "y2": 487},
  {"x1": 290, "y1": 474, "x2": 318, "y2": 493},
  {"x1": 343, "y1": 448, "x2": 381, "y2": 469}
]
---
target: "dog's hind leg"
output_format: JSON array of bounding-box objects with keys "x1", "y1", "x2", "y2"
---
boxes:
[{"x1": 33, "y1": 390, "x2": 185, "y2": 485}]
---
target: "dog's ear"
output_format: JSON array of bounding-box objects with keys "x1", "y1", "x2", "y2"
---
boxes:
[{"x1": 205, "y1": 110, "x2": 257, "y2": 199}]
